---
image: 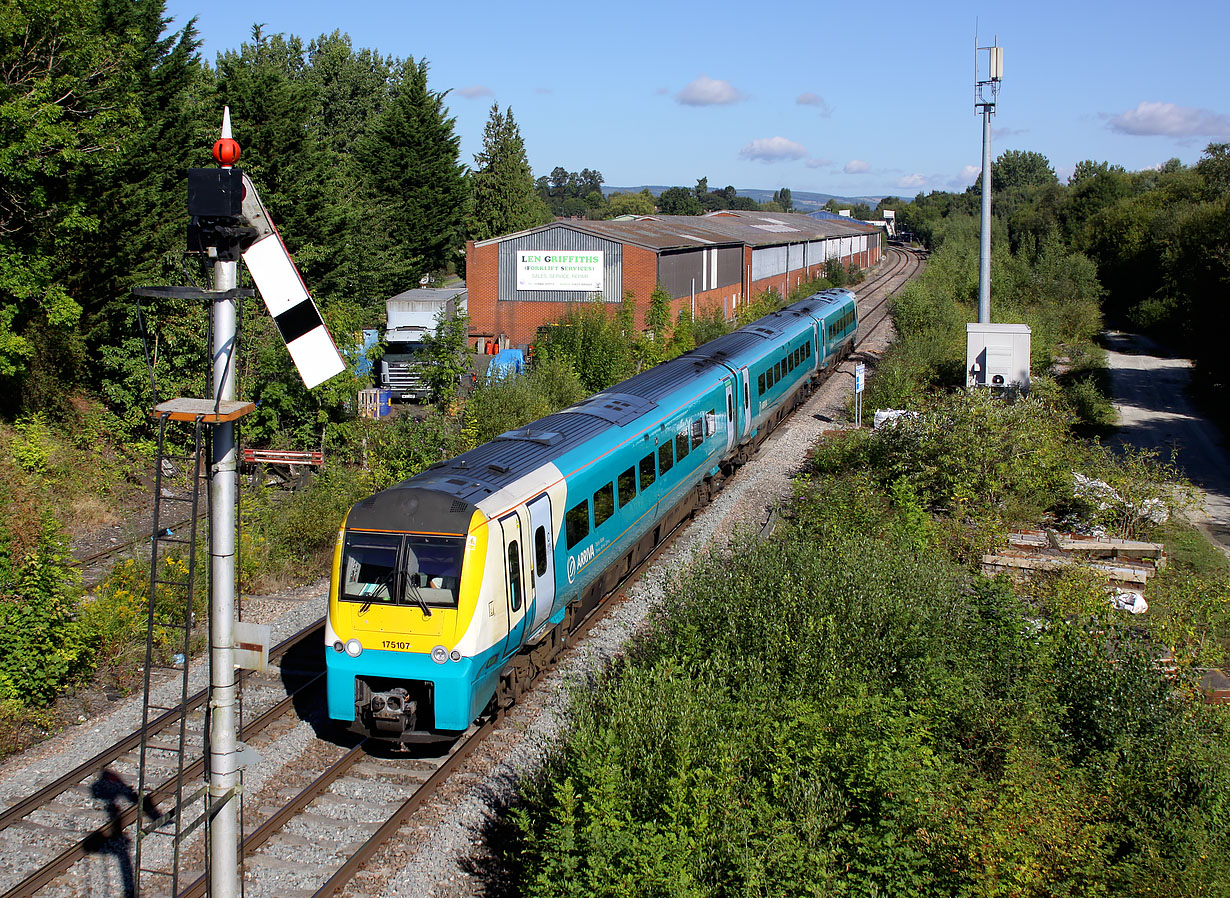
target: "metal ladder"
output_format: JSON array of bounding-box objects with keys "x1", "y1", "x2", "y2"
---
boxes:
[{"x1": 133, "y1": 411, "x2": 209, "y2": 897}]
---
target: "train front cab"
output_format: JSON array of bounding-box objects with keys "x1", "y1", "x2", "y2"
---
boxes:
[{"x1": 325, "y1": 489, "x2": 504, "y2": 741}]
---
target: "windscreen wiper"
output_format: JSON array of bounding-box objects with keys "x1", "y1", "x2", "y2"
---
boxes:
[{"x1": 401, "y1": 571, "x2": 432, "y2": 618}]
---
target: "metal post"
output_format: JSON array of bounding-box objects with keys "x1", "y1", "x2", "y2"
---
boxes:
[
  {"x1": 209, "y1": 255, "x2": 240, "y2": 898},
  {"x1": 208, "y1": 107, "x2": 241, "y2": 898},
  {"x1": 978, "y1": 105, "x2": 992, "y2": 324}
]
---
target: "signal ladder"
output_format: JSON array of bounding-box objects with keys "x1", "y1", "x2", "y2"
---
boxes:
[{"x1": 133, "y1": 398, "x2": 253, "y2": 897}]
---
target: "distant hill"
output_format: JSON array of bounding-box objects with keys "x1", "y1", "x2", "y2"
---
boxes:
[{"x1": 603, "y1": 186, "x2": 886, "y2": 211}]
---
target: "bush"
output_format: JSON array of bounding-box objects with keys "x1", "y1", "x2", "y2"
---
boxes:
[{"x1": 0, "y1": 523, "x2": 91, "y2": 705}]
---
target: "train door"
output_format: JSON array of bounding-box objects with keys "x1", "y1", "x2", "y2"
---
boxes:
[
  {"x1": 724, "y1": 378, "x2": 736, "y2": 452},
  {"x1": 526, "y1": 494, "x2": 555, "y2": 635},
  {"x1": 812, "y1": 322, "x2": 821, "y2": 370},
  {"x1": 498, "y1": 509, "x2": 530, "y2": 658},
  {"x1": 738, "y1": 366, "x2": 752, "y2": 437}
]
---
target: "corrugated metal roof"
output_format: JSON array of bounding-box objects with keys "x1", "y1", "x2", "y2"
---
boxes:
[{"x1": 474, "y1": 211, "x2": 875, "y2": 253}]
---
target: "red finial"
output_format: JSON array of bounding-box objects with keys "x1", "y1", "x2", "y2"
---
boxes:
[
  {"x1": 214, "y1": 106, "x2": 240, "y2": 167},
  {"x1": 213, "y1": 137, "x2": 241, "y2": 165}
]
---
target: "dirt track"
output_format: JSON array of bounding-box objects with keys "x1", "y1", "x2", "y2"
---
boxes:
[{"x1": 1102, "y1": 331, "x2": 1230, "y2": 554}]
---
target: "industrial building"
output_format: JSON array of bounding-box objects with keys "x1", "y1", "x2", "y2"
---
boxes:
[{"x1": 465, "y1": 210, "x2": 881, "y2": 348}]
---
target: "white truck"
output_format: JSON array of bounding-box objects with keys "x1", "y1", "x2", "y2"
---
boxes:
[{"x1": 378, "y1": 287, "x2": 466, "y2": 401}]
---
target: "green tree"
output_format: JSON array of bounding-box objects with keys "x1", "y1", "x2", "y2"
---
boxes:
[
  {"x1": 657, "y1": 186, "x2": 703, "y2": 215},
  {"x1": 353, "y1": 57, "x2": 468, "y2": 298},
  {"x1": 772, "y1": 187, "x2": 794, "y2": 212},
  {"x1": 1195, "y1": 142, "x2": 1230, "y2": 198},
  {"x1": 420, "y1": 307, "x2": 471, "y2": 406},
  {"x1": 466, "y1": 104, "x2": 551, "y2": 242},
  {"x1": 0, "y1": 0, "x2": 136, "y2": 412},
  {"x1": 991, "y1": 150, "x2": 1058, "y2": 191},
  {"x1": 605, "y1": 190, "x2": 656, "y2": 218}
]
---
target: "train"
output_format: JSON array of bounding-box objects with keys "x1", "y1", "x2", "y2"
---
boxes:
[{"x1": 325, "y1": 288, "x2": 859, "y2": 741}]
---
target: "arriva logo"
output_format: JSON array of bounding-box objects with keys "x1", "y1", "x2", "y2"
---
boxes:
[{"x1": 567, "y1": 544, "x2": 595, "y2": 584}]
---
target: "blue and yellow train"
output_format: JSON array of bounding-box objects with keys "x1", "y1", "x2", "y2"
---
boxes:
[{"x1": 326, "y1": 288, "x2": 858, "y2": 740}]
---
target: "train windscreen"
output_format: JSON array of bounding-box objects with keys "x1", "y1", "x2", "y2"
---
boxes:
[{"x1": 340, "y1": 532, "x2": 465, "y2": 608}]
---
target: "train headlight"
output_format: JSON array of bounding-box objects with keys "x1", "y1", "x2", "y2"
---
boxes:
[
  {"x1": 431, "y1": 645, "x2": 448, "y2": 664},
  {"x1": 333, "y1": 640, "x2": 344, "y2": 652},
  {"x1": 449, "y1": 650, "x2": 461, "y2": 662},
  {"x1": 345, "y1": 638, "x2": 363, "y2": 657}
]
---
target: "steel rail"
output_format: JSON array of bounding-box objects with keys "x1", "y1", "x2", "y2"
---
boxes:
[
  {"x1": 0, "y1": 619, "x2": 324, "y2": 835},
  {"x1": 1, "y1": 670, "x2": 323, "y2": 898}
]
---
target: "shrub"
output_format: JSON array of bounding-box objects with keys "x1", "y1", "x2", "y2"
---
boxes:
[{"x1": 0, "y1": 523, "x2": 91, "y2": 705}]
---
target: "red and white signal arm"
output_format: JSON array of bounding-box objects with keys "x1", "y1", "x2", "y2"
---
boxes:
[{"x1": 239, "y1": 174, "x2": 345, "y2": 389}]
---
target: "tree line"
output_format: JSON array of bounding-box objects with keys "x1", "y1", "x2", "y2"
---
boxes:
[
  {"x1": 1, "y1": 0, "x2": 550, "y2": 436},
  {"x1": 898, "y1": 145, "x2": 1230, "y2": 396}
]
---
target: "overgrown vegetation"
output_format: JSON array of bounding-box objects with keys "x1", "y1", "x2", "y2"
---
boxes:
[
  {"x1": 504, "y1": 390, "x2": 1230, "y2": 896},
  {"x1": 496, "y1": 163, "x2": 1230, "y2": 893}
]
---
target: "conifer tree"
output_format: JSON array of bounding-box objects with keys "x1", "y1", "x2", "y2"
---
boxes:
[
  {"x1": 466, "y1": 104, "x2": 551, "y2": 242},
  {"x1": 353, "y1": 58, "x2": 468, "y2": 300}
]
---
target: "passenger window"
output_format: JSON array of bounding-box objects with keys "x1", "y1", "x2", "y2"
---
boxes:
[
  {"x1": 507, "y1": 542, "x2": 522, "y2": 611},
  {"x1": 706, "y1": 410, "x2": 717, "y2": 436},
  {"x1": 758, "y1": 372, "x2": 765, "y2": 393},
  {"x1": 618, "y1": 466, "x2": 636, "y2": 506},
  {"x1": 565, "y1": 500, "x2": 589, "y2": 549},
  {"x1": 658, "y1": 440, "x2": 673, "y2": 475},
  {"x1": 675, "y1": 429, "x2": 689, "y2": 461},
  {"x1": 691, "y1": 418, "x2": 703, "y2": 450},
  {"x1": 534, "y1": 526, "x2": 548, "y2": 576},
  {"x1": 639, "y1": 452, "x2": 656, "y2": 490},
  {"x1": 593, "y1": 483, "x2": 615, "y2": 528},
  {"x1": 727, "y1": 392, "x2": 734, "y2": 422},
  {"x1": 744, "y1": 381, "x2": 749, "y2": 407}
]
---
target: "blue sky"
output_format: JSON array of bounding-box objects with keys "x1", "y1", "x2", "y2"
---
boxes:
[{"x1": 165, "y1": 0, "x2": 1230, "y2": 200}]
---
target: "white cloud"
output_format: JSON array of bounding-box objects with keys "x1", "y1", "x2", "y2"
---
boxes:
[
  {"x1": 796, "y1": 92, "x2": 831, "y2": 116},
  {"x1": 456, "y1": 85, "x2": 493, "y2": 99},
  {"x1": 739, "y1": 137, "x2": 808, "y2": 162},
  {"x1": 677, "y1": 74, "x2": 745, "y2": 106},
  {"x1": 844, "y1": 159, "x2": 870, "y2": 174},
  {"x1": 534, "y1": 87, "x2": 552, "y2": 95},
  {"x1": 945, "y1": 164, "x2": 983, "y2": 190},
  {"x1": 1108, "y1": 101, "x2": 1230, "y2": 138},
  {"x1": 804, "y1": 157, "x2": 833, "y2": 169},
  {"x1": 992, "y1": 126, "x2": 1028, "y2": 138},
  {"x1": 897, "y1": 173, "x2": 927, "y2": 188}
]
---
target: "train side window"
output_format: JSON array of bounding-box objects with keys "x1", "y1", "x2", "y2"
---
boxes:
[
  {"x1": 593, "y1": 483, "x2": 615, "y2": 528},
  {"x1": 758, "y1": 372, "x2": 765, "y2": 393},
  {"x1": 744, "y1": 381, "x2": 749, "y2": 407},
  {"x1": 707, "y1": 410, "x2": 717, "y2": 436},
  {"x1": 617, "y1": 466, "x2": 636, "y2": 506},
  {"x1": 639, "y1": 452, "x2": 656, "y2": 490},
  {"x1": 658, "y1": 440, "x2": 674, "y2": 475},
  {"x1": 675, "y1": 428, "x2": 689, "y2": 461},
  {"x1": 534, "y1": 526, "x2": 548, "y2": 576},
  {"x1": 507, "y1": 541, "x2": 522, "y2": 611},
  {"x1": 691, "y1": 418, "x2": 703, "y2": 450},
  {"x1": 727, "y1": 391, "x2": 734, "y2": 422},
  {"x1": 565, "y1": 500, "x2": 589, "y2": 549}
]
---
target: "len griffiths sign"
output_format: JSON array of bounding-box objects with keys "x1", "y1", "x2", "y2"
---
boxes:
[{"x1": 517, "y1": 250, "x2": 604, "y2": 292}]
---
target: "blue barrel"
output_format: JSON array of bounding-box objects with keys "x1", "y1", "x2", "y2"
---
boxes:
[{"x1": 377, "y1": 389, "x2": 392, "y2": 417}]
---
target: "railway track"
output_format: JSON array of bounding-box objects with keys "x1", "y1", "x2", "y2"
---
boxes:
[{"x1": 0, "y1": 248, "x2": 924, "y2": 897}]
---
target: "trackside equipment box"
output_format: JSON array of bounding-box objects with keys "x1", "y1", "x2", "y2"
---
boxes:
[{"x1": 966, "y1": 322, "x2": 1031, "y2": 394}]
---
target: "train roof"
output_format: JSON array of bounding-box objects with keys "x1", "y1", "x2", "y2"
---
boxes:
[{"x1": 354, "y1": 288, "x2": 858, "y2": 519}]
